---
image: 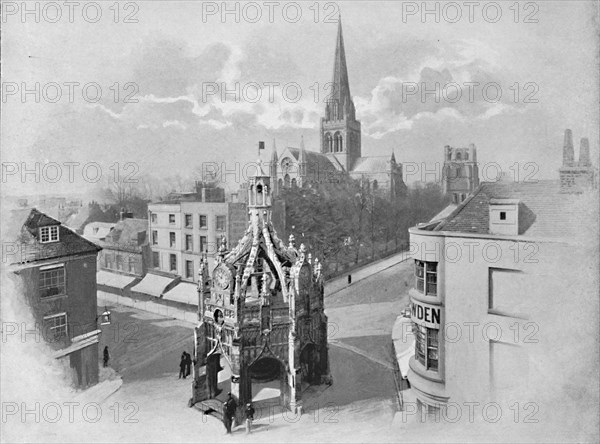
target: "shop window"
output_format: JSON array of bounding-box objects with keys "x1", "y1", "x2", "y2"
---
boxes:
[
  {"x1": 414, "y1": 324, "x2": 439, "y2": 371},
  {"x1": 415, "y1": 260, "x2": 437, "y2": 296}
]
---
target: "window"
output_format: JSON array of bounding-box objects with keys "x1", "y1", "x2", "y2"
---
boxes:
[
  {"x1": 43, "y1": 313, "x2": 68, "y2": 340},
  {"x1": 199, "y1": 215, "x2": 207, "y2": 229},
  {"x1": 39, "y1": 226, "x2": 59, "y2": 243},
  {"x1": 186, "y1": 260, "x2": 194, "y2": 279},
  {"x1": 185, "y1": 235, "x2": 193, "y2": 251},
  {"x1": 153, "y1": 252, "x2": 160, "y2": 268},
  {"x1": 39, "y1": 266, "x2": 66, "y2": 298},
  {"x1": 415, "y1": 260, "x2": 437, "y2": 296},
  {"x1": 151, "y1": 213, "x2": 157, "y2": 223},
  {"x1": 152, "y1": 230, "x2": 158, "y2": 245},
  {"x1": 128, "y1": 257, "x2": 136, "y2": 273},
  {"x1": 184, "y1": 214, "x2": 192, "y2": 228},
  {"x1": 489, "y1": 269, "x2": 529, "y2": 316},
  {"x1": 216, "y1": 216, "x2": 226, "y2": 231},
  {"x1": 116, "y1": 255, "x2": 124, "y2": 271},
  {"x1": 169, "y1": 254, "x2": 177, "y2": 272},
  {"x1": 169, "y1": 214, "x2": 175, "y2": 224},
  {"x1": 499, "y1": 211, "x2": 506, "y2": 220},
  {"x1": 414, "y1": 324, "x2": 439, "y2": 371},
  {"x1": 169, "y1": 232, "x2": 176, "y2": 248},
  {"x1": 199, "y1": 236, "x2": 207, "y2": 252}
]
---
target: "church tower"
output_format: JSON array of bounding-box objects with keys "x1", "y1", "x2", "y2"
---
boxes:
[{"x1": 320, "y1": 17, "x2": 361, "y2": 172}]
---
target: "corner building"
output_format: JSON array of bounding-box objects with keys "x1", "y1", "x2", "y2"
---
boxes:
[{"x1": 406, "y1": 133, "x2": 598, "y2": 418}]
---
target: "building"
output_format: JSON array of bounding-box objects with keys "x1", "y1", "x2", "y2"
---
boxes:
[
  {"x1": 98, "y1": 216, "x2": 150, "y2": 277},
  {"x1": 404, "y1": 132, "x2": 598, "y2": 420},
  {"x1": 269, "y1": 18, "x2": 407, "y2": 200},
  {"x1": 190, "y1": 167, "x2": 329, "y2": 416},
  {"x1": 82, "y1": 221, "x2": 116, "y2": 244},
  {"x1": 147, "y1": 192, "x2": 247, "y2": 283},
  {"x1": 442, "y1": 144, "x2": 480, "y2": 204},
  {"x1": 558, "y1": 129, "x2": 597, "y2": 193},
  {"x1": 7, "y1": 208, "x2": 102, "y2": 387}
]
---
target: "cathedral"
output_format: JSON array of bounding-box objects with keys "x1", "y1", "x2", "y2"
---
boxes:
[{"x1": 270, "y1": 18, "x2": 407, "y2": 200}]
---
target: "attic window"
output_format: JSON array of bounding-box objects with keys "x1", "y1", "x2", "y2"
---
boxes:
[
  {"x1": 499, "y1": 212, "x2": 506, "y2": 221},
  {"x1": 40, "y1": 226, "x2": 59, "y2": 243}
]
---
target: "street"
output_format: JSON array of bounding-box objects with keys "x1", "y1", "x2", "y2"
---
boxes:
[{"x1": 92, "y1": 252, "x2": 414, "y2": 442}]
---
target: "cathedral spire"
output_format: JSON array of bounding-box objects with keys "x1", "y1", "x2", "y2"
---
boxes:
[{"x1": 331, "y1": 16, "x2": 352, "y2": 116}]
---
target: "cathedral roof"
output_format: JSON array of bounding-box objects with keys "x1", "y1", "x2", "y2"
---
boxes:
[
  {"x1": 351, "y1": 156, "x2": 395, "y2": 174},
  {"x1": 284, "y1": 147, "x2": 339, "y2": 172}
]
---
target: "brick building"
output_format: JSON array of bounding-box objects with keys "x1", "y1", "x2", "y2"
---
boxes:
[{"x1": 8, "y1": 208, "x2": 102, "y2": 387}]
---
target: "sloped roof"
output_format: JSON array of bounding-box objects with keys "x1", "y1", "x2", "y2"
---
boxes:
[
  {"x1": 285, "y1": 147, "x2": 338, "y2": 173},
  {"x1": 434, "y1": 180, "x2": 596, "y2": 239},
  {"x1": 104, "y1": 218, "x2": 147, "y2": 246},
  {"x1": 9, "y1": 208, "x2": 101, "y2": 265},
  {"x1": 351, "y1": 156, "x2": 392, "y2": 174},
  {"x1": 65, "y1": 206, "x2": 91, "y2": 230}
]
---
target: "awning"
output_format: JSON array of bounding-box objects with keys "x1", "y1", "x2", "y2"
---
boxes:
[
  {"x1": 162, "y1": 282, "x2": 198, "y2": 306},
  {"x1": 97, "y1": 270, "x2": 137, "y2": 289},
  {"x1": 130, "y1": 273, "x2": 175, "y2": 298},
  {"x1": 53, "y1": 330, "x2": 101, "y2": 359}
]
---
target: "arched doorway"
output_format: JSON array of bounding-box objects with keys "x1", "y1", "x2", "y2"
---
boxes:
[
  {"x1": 248, "y1": 356, "x2": 288, "y2": 408},
  {"x1": 300, "y1": 343, "x2": 320, "y2": 387}
]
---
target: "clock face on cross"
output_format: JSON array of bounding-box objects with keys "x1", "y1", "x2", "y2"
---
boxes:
[{"x1": 214, "y1": 266, "x2": 231, "y2": 290}]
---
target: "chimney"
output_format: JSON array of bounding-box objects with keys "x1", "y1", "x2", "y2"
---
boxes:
[
  {"x1": 579, "y1": 137, "x2": 591, "y2": 166},
  {"x1": 563, "y1": 129, "x2": 574, "y2": 166},
  {"x1": 469, "y1": 143, "x2": 477, "y2": 162}
]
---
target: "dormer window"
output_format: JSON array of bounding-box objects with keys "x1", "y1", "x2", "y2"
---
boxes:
[{"x1": 40, "y1": 226, "x2": 59, "y2": 243}]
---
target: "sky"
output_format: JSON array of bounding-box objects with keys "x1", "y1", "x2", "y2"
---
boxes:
[{"x1": 1, "y1": 0, "x2": 599, "y2": 196}]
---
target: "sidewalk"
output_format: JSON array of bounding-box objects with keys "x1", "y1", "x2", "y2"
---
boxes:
[
  {"x1": 98, "y1": 291, "x2": 197, "y2": 326},
  {"x1": 325, "y1": 249, "x2": 411, "y2": 297}
]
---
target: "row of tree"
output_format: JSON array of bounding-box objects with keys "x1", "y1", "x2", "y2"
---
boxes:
[{"x1": 279, "y1": 178, "x2": 449, "y2": 277}]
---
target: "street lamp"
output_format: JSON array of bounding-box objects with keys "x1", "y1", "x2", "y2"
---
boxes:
[{"x1": 98, "y1": 306, "x2": 112, "y2": 326}]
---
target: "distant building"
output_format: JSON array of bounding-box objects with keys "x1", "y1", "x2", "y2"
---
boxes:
[
  {"x1": 98, "y1": 216, "x2": 150, "y2": 277},
  {"x1": 558, "y1": 129, "x2": 597, "y2": 193},
  {"x1": 8, "y1": 208, "x2": 102, "y2": 387},
  {"x1": 442, "y1": 144, "x2": 479, "y2": 204},
  {"x1": 269, "y1": 18, "x2": 406, "y2": 200},
  {"x1": 405, "y1": 132, "x2": 598, "y2": 419},
  {"x1": 147, "y1": 191, "x2": 247, "y2": 283},
  {"x1": 83, "y1": 221, "x2": 116, "y2": 243}
]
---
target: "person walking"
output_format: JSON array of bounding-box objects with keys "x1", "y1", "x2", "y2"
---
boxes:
[
  {"x1": 103, "y1": 346, "x2": 109, "y2": 368},
  {"x1": 245, "y1": 402, "x2": 255, "y2": 434},
  {"x1": 184, "y1": 351, "x2": 192, "y2": 377},
  {"x1": 222, "y1": 401, "x2": 232, "y2": 434},
  {"x1": 179, "y1": 353, "x2": 186, "y2": 379}
]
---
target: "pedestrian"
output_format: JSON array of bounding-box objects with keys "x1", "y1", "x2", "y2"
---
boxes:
[
  {"x1": 179, "y1": 352, "x2": 186, "y2": 379},
  {"x1": 245, "y1": 402, "x2": 255, "y2": 434},
  {"x1": 184, "y1": 351, "x2": 192, "y2": 377},
  {"x1": 225, "y1": 393, "x2": 237, "y2": 432},
  {"x1": 222, "y1": 402, "x2": 232, "y2": 434},
  {"x1": 103, "y1": 346, "x2": 109, "y2": 368},
  {"x1": 347, "y1": 274, "x2": 352, "y2": 285}
]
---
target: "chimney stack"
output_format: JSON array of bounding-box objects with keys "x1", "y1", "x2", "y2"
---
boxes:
[
  {"x1": 563, "y1": 129, "x2": 574, "y2": 166},
  {"x1": 579, "y1": 137, "x2": 591, "y2": 166}
]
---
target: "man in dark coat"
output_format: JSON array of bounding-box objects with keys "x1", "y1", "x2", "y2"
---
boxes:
[
  {"x1": 103, "y1": 346, "x2": 109, "y2": 367},
  {"x1": 184, "y1": 352, "x2": 192, "y2": 377},
  {"x1": 179, "y1": 353, "x2": 186, "y2": 379},
  {"x1": 223, "y1": 393, "x2": 237, "y2": 433}
]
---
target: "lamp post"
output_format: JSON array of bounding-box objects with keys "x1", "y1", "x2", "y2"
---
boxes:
[{"x1": 98, "y1": 306, "x2": 112, "y2": 326}]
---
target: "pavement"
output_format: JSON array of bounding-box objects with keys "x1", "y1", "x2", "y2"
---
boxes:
[{"x1": 325, "y1": 250, "x2": 411, "y2": 297}]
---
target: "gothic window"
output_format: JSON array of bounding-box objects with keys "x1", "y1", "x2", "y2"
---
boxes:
[
  {"x1": 291, "y1": 178, "x2": 297, "y2": 188},
  {"x1": 334, "y1": 132, "x2": 343, "y2": 153},
  {"x1": 464, "y1": 152, "x2": 469, "y2": 160},
  {"x1": 257, "y1": 184, "x2": 263, "y2": 205},
  {"x1": 284, "y1": 174, "x2": 290, "y2": 188},
  {"x1": 326, "y1": 133, "x2": 333, "y2": 153},
  {"x1": 278, "y1": 178, "x2": 283, "y2": 190},
  {"x1": 456, "y1": 152, "x2": 462, "y2": 161}
]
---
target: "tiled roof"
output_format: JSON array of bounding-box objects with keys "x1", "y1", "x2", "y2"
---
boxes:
[
  {"x1": 434, "y1": 180, "x2": 596, "y2": 239},
  {"x1": 286, "y1": 147, "x2": 338, "y2": 173},
  {"x1": 104, "y1": 218, "x2": 147, "y2": 246},
  {"x1": 10, "y1": 208, "x2": 101, "y2": 265}
]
